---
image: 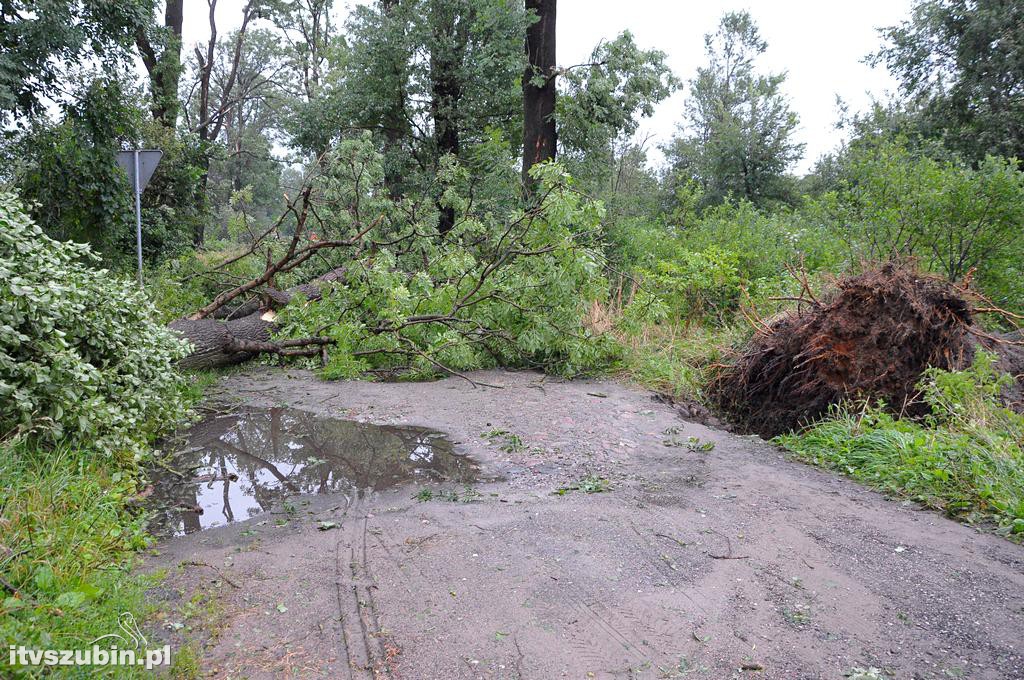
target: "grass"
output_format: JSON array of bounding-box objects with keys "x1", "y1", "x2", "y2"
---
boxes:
[
  {"x1": 772, "y1": 353, "x2": 1024, "y2": 539},
  {"x1": 0, "y1": 442, "x2": 157, "y2": 677},
  {"x1": 0, "y1": 369, "x2": 216, "y2": 677},
  {"x1": 554, "y1": 474, "x2": 611, "y2": 495},
  {"x1": 613, "y1": 320, "x2": 747, "y2": 405},
  {"x1": 777, "y1": 406, "x2": 1024, "y2": 536}
]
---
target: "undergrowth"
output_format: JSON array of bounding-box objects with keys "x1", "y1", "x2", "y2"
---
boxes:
[{"x1": 0, "y1": 443, "x2": 155, "y2": 677}]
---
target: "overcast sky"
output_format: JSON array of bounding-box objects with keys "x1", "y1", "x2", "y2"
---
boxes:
[{"x1": 180, "y1": 0, "x2": 915, "y2": 173}]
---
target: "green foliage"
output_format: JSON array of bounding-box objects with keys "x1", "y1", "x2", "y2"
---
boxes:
[
  {"x1": 10, "y1": 77, "x2": 141, "y2": 264},
  {"x1": 0, "y1": 193, "x2": 189, "y2": 457},
  {"x1": 638, "y1": 247, "x2": 741, "y2": 324},
  {"x1": 0, "y1": 0, "x2": 151, "y2": 121},
  {"x1": 557, "y1": 31, "x2": 677, "y2": 189},
  {"x1": 616, "y1": 322, "x2": 746, "y2": 404},
  {"x1": 873, "y1": 0, "x2": 1024, "y2": 161},
  {"x1": 679, "y1": 200, "x2": 840, "y2": 281},
  {"x1": 777, "y1": 353, "x2": 1024, "y2": 536},
  {"x1": 665, "y1": 11, "x2": 803, "y2": 208},
  {"x1": 276, "y1": 154, "x2": 621, "y2": 379},
  {"x1": 0, "y1": 442, "x2": 154, "y2": 677},
  {"x1": 555, "y1": 474, "x2": 610, "y2": 495},
  {"x1": 135, "y1": 121, "x2": 209, "y2": 263},
  {"x1": 320, "y1": 0, "x2": 528, "y2": 190},
  {"x1": 807, "y1": 139, "x2": 1024, "y2": 308}
]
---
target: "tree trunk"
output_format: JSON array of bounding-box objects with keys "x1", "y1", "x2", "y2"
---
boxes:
[
  {"x1": 381, "y1": 0, "x2": 412, "y2": 199},
  {"x1": 136, "y1": 0, "x2": 184, "y2": 127},
  {"x1": 430, "y1": 5, "x2": 463, "y2": 234},
  {"x1": 169, "y1": 311, "x2": 274, "y2": 370},
  {"x1": 169, "y1": 267, "x2": 346, "y2": 369},
  {"x1": 522, "y1": 0, "x2": 557, "y2": 194}
]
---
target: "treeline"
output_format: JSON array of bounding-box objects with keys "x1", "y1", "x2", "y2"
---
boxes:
[{"x1": 2, "y1": 2, "x2": 1021, "y2": 311}]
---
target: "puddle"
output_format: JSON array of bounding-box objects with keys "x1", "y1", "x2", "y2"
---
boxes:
[{"x1": 148, "y1": 406, "x2": 479, "y2": 536}]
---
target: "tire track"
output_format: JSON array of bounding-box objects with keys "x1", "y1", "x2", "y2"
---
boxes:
[{"x1": 335, "y1": 493, "x2": 389, "y2": 679}]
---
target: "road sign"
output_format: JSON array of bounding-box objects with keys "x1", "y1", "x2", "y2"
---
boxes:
[
  {"x1": 116, "y1": 150, "x2": 163, "y2": 193},
  {"x1": 116, "y1": 150, "x2": 163, "y2": 286}
]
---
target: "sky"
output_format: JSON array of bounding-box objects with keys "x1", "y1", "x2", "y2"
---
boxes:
[{"x1": 180, "y1": 0, "x2": 915, "y2": 173}]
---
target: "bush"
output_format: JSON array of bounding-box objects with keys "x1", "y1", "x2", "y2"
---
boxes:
[
  {"x1": 0, "y1": 193, "x2": 189, "y2": 456},
  {"x1": 809, "y1": 139, "x2": 1024, "y2": 311},
  {"x1": 638, "y1": 247, "x2": 741, "y2": 324},
  {"x1": 9, "y1": 77, "x2": 140, "y2": 265}
]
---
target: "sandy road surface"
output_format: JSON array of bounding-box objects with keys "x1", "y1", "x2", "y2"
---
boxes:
[{"x1": 146, "y1": 368, "x2": 1024, "y2": 679}]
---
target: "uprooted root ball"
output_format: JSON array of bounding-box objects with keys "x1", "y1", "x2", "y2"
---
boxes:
[{"x1": 711, "y1": 264, "x2": 978, "y2": 438}]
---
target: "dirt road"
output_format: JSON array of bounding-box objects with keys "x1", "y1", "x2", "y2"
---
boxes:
[{"x1": 146, "y1": 368, "x2": 1024, "y2": 679}]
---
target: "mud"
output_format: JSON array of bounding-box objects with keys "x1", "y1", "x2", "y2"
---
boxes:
[{"x1": 144, "y1": 368, "x2": 1024, "y2": 679}]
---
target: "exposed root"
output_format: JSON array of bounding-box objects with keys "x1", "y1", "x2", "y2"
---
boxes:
[{"x1": 711, "y1": 263, "x2": 980, "y2": 437}]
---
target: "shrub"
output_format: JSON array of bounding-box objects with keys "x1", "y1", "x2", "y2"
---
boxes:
[
  {"x1": 0, "y1": 193, "x2": 189, "y2": 456},
  {"x1": 638, "y1": 247, "x2": 741, "y2": 324}
]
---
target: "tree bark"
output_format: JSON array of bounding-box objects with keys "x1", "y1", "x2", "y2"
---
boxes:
[
  {"x1": 169, "y1": 267, "x2": 346, "y2": 370},
  {"x1": 191, "y1": 0, "x2": 258, "y2": 246},
  {"x1": 136, "y1": 0, "x2": 184, "y2": 127},
  {"x1": 430, "y1": 4, "x2": 464, "y2": 234},
  {"x1": 522, "y1": 0, "x2": 557, "y2": 194},
  {"x1": 381, "y1": 0, "x2": 413, "y2": 199}
]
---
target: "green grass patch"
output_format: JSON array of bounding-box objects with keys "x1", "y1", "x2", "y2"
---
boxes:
[
  {"x1": 776, "y1": 354, "x2": 1024, "y2": 538},
  {"x1": 617, "y1": 322, "x2": 746, "y2": 403},
  {"x1": 0, "y1": 443, "x2": 160, "y2": 677}
]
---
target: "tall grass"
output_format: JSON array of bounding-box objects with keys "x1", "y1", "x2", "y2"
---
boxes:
[{"x1": 0, "y1": 443, "x2": 156, "y2": 677}]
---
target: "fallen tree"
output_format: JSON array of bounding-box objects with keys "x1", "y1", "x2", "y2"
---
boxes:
[
  {"x1": 166, "y1": 146, "x2": 616, "y2": 380},
  {"x1": 710, "y1": 263, "x2": 1024, "y2": 438}
]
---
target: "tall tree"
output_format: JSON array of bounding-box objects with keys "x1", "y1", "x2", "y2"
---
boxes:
[
  {"x1": 332, "y1": 0, "x2": 525, "y2": 206},
  {"x1": 873, "y1": 0, "x2": 1024, "y2": 163},
  {"x1": 664, "y1": 11, "x2": 803, "y2": 208},
  {"x1": 204, "y1": 28, "x2": 287, "y2": 228},
  {"x1": 184, "y1": 0, "x2": 261, "y2": 245},
  {"x1": 522, "y1": 0, "x2": 556, "y2": 191},
  {"x1": 135, "y1": 0, "x2": 184, "y2": 127},
  {"x1": 556, "y1": 31, "x2": 677, "y2": 191},
  {"x1": 0, "y1": 0, "x2": 150, "y2": 123}
]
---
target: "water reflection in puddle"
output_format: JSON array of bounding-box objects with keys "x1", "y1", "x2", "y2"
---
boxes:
[{"x1": 148, "y1": 406, "x2": 478, "y2": 536}]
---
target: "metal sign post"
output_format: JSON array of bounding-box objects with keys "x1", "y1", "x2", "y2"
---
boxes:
[{"x1": 116, "y1": 149, "x2": 163, "y2": 286}]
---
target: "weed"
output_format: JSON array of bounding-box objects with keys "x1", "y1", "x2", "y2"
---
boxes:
[
  {"x1": 0, "y1": 443, "x2": 158, "y2": 678},
  {"x1": 686, "y1": 437, "x2": 715, "y2": 452},
  {"x1": 482, "y1": 429, "x2": 526, "y2": 453},
  {"x1": 413, "y1": 486, "x2": 483, "y2": 503},
  {"x1": 781, "y1": 605, "x2": 811, "y2": 626},
  {"x1": 844, "y1": 668, "x2": 889, "y2": 680},
  {"x1": 555, "y1": 475, "x2": 611, "y2": 495}
]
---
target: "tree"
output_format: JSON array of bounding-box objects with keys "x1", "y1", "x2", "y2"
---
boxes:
[
  {"x1": 202, "y1": 28, "x2": 288, "y2": 230},
  {"x1": 10, "y1": 77, "x2": 140, "y2": 262},
  {"x1": 556, "y1": 31, "x2": 677, "y2": 191},
  {"x1": 522, "y1": 0, "x2": 556, "y2": 192},
  {"x1": 271, "y1": 0, "x2": 342, "y2": 158},
  {"x1": 183, "y1": 0, "x2": 263, "y2": 245},
  {"x1": 664, "y1": 11, "x2": 803, "y2": 208},
  {"x1": 0, "y1": 0, "x2": 150, "y2": 123},
  {"x1": 873, "y1": 0, "x2": 1024, "y2": 163},
  {"x1": 809, "y1": 139, "x2": 1024, "y2": 296},
  {"x1": 135, "y1": 0, "x2": 184, "y2": 127},
  {"x1": 322, "y1": 0, "x2": 526, "y2": 219}
]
